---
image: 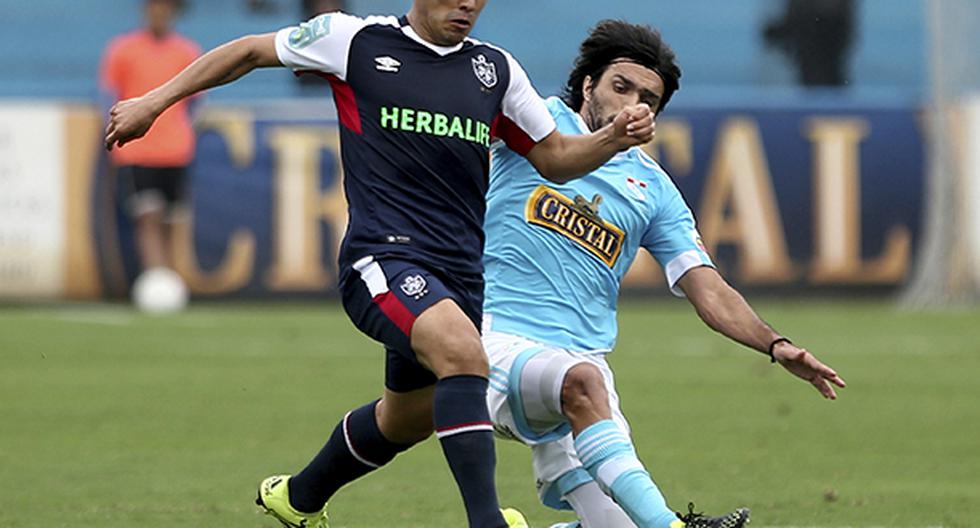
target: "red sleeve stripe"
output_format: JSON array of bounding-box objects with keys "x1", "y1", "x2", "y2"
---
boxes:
[
  {"x1": 491, "y1": 113, "x2": 537, "y2": 156},
  {"x1": 297, "y1": 70, "x2": 363, "y2": 134}
]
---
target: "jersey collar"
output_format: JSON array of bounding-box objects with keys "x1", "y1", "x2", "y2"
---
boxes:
[
  {"x1": 550, "y1": 97, "x2": 591, "y2": 135},
  {"x1": 398, "y1": 15, "x2": 466, "y2": 56}
]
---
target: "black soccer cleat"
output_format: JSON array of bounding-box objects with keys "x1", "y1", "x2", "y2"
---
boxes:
[{"x1": 675, "y1": 502, "x2": 750, "y2": 528}]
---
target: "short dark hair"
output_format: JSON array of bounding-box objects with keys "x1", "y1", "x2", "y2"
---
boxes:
[{"x1": 562, "y1": 20, "x2": 681, "y2": 114}]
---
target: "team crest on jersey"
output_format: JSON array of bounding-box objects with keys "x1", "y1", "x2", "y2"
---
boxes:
[
  {"x1": 399, "y1": 274, "x2": 428, "y2": 299},
  {"x1": 471, "y1": 54, "x2": 498, "y2": 89},
  {"x1": 625, "y1": 176, "x2": 648, "y2": 201},
  {"x1": 525, "y1": 185, "x2": 625, "y2": 268}
]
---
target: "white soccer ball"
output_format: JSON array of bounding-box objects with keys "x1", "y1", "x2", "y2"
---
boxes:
[{"x1": 132, "y1": 267, "x2": 189, "y2": 314}]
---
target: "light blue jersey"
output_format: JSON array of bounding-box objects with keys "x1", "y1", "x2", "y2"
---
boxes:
[{"x1": 484, "y1": 97, "x2": 713, "y2": 352}]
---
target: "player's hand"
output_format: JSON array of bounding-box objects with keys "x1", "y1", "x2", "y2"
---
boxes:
[
  {"x1": 104, "y1": 96, "x2": 162, "y2": 151},
  {"x1": 611, "y1": 103, "x2": 655, "y2": 149},
  {"x1": 773, "y1": 342, "x2": 846, "y2": 399}
]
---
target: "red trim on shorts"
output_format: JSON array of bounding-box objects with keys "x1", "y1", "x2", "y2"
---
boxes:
[
  {"x1": 373, "y1": 292, "x2": 416, "y2": 335},
  {"x1": 491, "y1": 113, "x2": 537, "y2": 156}
]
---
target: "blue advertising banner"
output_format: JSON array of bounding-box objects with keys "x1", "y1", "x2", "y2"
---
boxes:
[{"x1": 95, "y1": 101, "x2": 924, "y2": 297}]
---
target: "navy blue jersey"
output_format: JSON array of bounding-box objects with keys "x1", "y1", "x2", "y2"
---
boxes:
[{"x1": 275, "y1": 13, "x2": 556, "y2": 279}]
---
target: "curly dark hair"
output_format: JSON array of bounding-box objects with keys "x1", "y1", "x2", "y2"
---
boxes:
[{"x1": 561, "y1": 20, "x2": 681, "y2": 115}]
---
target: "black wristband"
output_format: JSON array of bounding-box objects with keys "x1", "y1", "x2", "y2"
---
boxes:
[{"x1": 767, "y1": 337, "x2": 792, "y2": 363}]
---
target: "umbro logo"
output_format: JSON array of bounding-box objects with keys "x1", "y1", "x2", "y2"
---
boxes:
[{"x1": 375, "y1": 56, "x2": 401, "y2": 73}]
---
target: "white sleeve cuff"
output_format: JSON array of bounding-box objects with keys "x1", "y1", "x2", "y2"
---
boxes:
[{"x1": 664, "y1": 250, "x2": 713, "y2": 297}]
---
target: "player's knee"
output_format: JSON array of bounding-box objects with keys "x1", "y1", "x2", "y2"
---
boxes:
[
  {"x1": 561, "y1": 363, "x2": 608, "y2": 415},
  {"x1": 411, "y1": 301, "x2": 487, "y2": 377},
  {"x1": 420, "y1": 332, "x2": 488, "y2": 378}
]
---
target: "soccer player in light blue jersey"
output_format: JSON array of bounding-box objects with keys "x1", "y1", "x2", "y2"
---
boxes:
[{"x1": 483, "y1": 20, "x2": 847, "y2": 528}]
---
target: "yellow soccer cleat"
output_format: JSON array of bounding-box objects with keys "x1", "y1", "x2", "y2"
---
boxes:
[
  {"x1": 502, "y1": 507, "x2": 530, "y2": 528},
  {"x1": 256, "y1": 475, "x2": 329, "y2": 528}
]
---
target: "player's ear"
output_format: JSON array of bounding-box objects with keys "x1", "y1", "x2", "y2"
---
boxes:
[{"x1": 582, "y1": 75, "x2": 594, "y2": 103}]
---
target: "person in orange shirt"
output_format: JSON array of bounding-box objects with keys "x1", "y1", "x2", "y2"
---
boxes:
[{"x1": 99, "y1": 0, "x2": 200, "y2": 297}]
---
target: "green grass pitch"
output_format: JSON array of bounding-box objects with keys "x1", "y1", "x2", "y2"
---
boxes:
[{"x1": 1, "y1": 299, "x2": 978, "y2": 527}]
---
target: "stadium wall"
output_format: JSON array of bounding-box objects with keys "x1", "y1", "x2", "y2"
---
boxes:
[{"x1": 0, "y1": 99, "x2": 931, "y2": 300}]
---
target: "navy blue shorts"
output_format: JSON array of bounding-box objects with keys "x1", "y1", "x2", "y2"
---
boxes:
[{"x1": 338, "y1": 256, "x2": 484, "y2": 393}]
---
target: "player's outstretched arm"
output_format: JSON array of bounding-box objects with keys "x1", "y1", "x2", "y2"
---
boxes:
[
  {"x1": 105, "y1": 34, "x2": 281, "y2": 150},
  {"x1": 525, "y1": 103, "x2": 655, "y2": 183},
  {"x1": 677, "y1": 266, "x2": 846, "y2": 399}
]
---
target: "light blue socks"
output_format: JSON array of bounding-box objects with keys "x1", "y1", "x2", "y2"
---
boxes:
[{"x1": 573, "y1": 420, "x2": 676, "y2": 528}]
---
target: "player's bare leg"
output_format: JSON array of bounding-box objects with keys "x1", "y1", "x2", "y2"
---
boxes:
[
  {"x1": 376, "y1": 386, "x2": 434, "y2": 444},
  {"x1": 135, "y1": 208, "x2": 169, "y2": 269},
  {"x1": 410, "y1": 299, "x2": 507, "y2": 528},
  {"x1": 561, "y1": 363, "x2": 613, "y2": 435},
  {"x1": 558, "y1": 364, "x2": 687, "y2": 528},
  {"x1": 411, "y1": 298, "x2": 489, "y2": 377}
]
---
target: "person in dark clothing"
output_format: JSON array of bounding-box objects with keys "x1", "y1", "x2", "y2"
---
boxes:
[{"x1": 764, "y1": 0, "x2": 857, "y2": 86}]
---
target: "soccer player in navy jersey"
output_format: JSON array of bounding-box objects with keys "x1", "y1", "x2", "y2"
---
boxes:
[{"x1": 104, "y1": 2, "x2": 656, "y2": 527}]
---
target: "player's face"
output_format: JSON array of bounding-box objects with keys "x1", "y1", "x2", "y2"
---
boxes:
[
  {"x1": 410, "y1": 0, "x2": 488, "y2": 46},
  {"x1": 581, "y1": 61, "x2": 665, "y2": 132},
  {"x1": 145, "y1": 0, "x2": 177, "y2": 36}
]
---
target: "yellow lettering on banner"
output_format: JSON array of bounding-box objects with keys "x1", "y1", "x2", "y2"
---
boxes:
[
  {"x1": 265, "y1": 127, "x2": 338, "y2": 290},
  {"x1": 807, "y1": 118, "x2": 910, "y2": 283},
  {"x1": 173, "y1": 222, "x2": 256, "y2": 294},
  {"x1": 318, "y1": 128, "x2": 349, "y2": 283},
  {"x1": 172, "y1": 109, "x2": 256, "y2": 294},
  {"x1": 196, "y1": 109, "x2": 256, "y2": 168},
  {"x1": 63, "y1": 106, "x2": 103, "y2": 299},
  {"x1": 699, "y1": 118, "x2": 795, "y2": 283},
  {"x1": 642, "y1": 119, "x2": 693, "y2": 176}
]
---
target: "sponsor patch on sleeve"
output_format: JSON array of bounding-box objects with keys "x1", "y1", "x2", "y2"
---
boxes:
[{"x1": 288, "y1": 14, "x2": 332, "y2": 49}]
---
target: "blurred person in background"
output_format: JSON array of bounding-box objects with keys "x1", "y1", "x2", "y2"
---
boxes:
[
  {"x1": 99, "y1": 0, "x2": 200, "y2": 299},
  {"x1": 484, "y1": 19, "x2": 845, "y2": 528},
  {"x1": 764, "y1": 0, "x2": 856, "y2": 86},
  {"x1": 102, "y1": 0, "x2": 656, "y2": 526}
]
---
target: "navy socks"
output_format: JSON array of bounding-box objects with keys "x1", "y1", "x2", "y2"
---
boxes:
[
  {"x1": 433, "y1": 375, "x2": 506, "y2": 528},
  {"x1": 288, "y1": 376, "x2": 505, "y2": 527},
  {"x1": 288, "y1": 400, "x2": 410, "y2": 513}
]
